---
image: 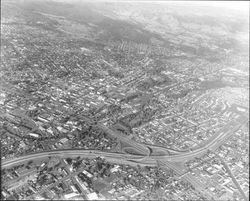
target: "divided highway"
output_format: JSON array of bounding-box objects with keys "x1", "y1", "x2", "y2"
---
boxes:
[
  {"x1": 2, "y1": 117, "x2": 247, "y2": 168},
  {"x1": 2, "y1": 149, "x2": 155, "y2": 168},
  {"x1": 2, "y1": 114, "x2": 248, "y2": 201}
]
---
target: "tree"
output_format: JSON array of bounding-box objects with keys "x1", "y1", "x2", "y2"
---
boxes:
[
  {"x1": 65, "y1": 158, "x2": 72, "y2": 165},
  {"x1": 27, "y1": 160, "x2": 33, "y2": 165}
]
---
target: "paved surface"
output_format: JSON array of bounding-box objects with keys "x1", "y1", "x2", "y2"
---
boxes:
[{"x1": 2, "y1": 115, "x2": 248, "y2": 201}]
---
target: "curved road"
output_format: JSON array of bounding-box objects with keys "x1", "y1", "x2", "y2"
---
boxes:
[
  {"x1": 128, "y1": 118, "x2": 248, "y2": 162},
  {"x1": 2, "y1": 149, "x2": 155, "y2": 168},
  {"x1": 2, "y1": 118, "x2": 247, "y2": 168},
  {"x1": 2, "y1": 117, "x2": 247, "y2": 201}
]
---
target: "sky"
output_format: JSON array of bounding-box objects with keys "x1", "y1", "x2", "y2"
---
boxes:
[
  {"x1": 53, "y1": 0, "x2": 249, "y2": 12},
  {"x1": 182, "y1": 1, "x2": 249, "y2": 13}
]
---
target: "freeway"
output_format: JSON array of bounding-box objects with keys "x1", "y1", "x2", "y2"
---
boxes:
[
  {"x1": 81, "y1": 112, "x2": 248, "y2": 159},
  {"x1": 3, "y1": 118, "x2": 248, "y2": 168},
  {"x1": 98, "y1": 124, "x2": 150, "y2": 155},
  {"x1": 152, "y1": 118, "x2": 248, "y2": 161},
  {"x1": 79, "y1": 114, "x2": 186, "y2": 156},
  {"x1": 117, "y1": 117, "x2": 248, "y2": 163},
  {"x1": 2, "y1": 149, "x2": 155, "y2": 168},
  {"x1": 2, "y1": 118, "x2": 247, "y2": 201},
  {"x1": 11, "y1": 100, "x2": 242, "y2": 160},
  {"x1": 2, "y1": 110, "x2": 248, "y2": 201}
]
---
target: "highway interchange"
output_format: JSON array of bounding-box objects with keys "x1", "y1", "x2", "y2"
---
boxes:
[{"x1": 2, "y1": 113, "x2": 248, "y2": 201}]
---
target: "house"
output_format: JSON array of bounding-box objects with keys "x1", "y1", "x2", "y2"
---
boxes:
[
  {"x1": 87, "y1": 192, "x2": 98, "y2": 200},
  {"x1": 29, "y1": 133, "x2": 40, "y2": 138},
  {"x1": 64, "y1": 192, "x2": 79, "y2": 199},
  {"x1": 82, "y1": 170, "x2": 93, "y2": 178}
]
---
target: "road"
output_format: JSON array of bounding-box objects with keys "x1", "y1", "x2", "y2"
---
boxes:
[
  {"x1": 2, "y1": 113, "x2": 248, "y2": 201},
  {"x1": 215, "y1": 154, "x2": 248, "y2": 201},
  {"x1": 2, "y1": 148, "x2": 219, "y2": 200},
  {"x1": 2, "y1": 150, "x2": 155, "y2": 168},
  {"x1": 81, "y1": 112, "x2": 248, "y2": 160},
  {"x1": 78, "y1": 113, "x2": 186, "y2": 156},
  {"x1": 158, "y1": 160, "x2": 218, "y2": 200},
  {"x1": 125, "y1": 118, "x2": 248, "y2": 162},
  {"x1": 3, "y1": 118, "x2": 247, "y2": 168}
]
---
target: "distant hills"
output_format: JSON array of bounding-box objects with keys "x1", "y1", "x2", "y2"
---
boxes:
[{"x1": 2, "y1": 0, "x2": 249, "y2": 57}]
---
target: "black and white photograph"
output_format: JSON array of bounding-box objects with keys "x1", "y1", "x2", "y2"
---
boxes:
[{"x1": 0, "y1": 0, "x2": 249, "y2": 200}]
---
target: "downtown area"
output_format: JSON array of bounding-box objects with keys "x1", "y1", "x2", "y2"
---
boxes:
[{"x1": 1, "y1": 0, "x2": 249, "y2": 200}]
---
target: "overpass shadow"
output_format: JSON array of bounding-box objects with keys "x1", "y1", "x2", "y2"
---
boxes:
[
  {"x1": 123, "y1": 147, "x2": 147, "y2": 156},
  {"x1": 150, "y1": 150, "x2": 170, "y2": 156}
]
